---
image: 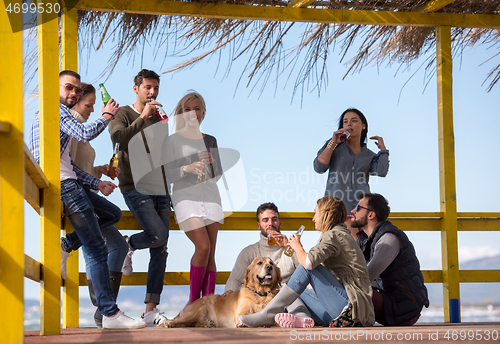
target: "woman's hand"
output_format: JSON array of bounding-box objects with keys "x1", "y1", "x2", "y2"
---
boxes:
[
  {"x1": 370, "y1": 136, "x2": 386, "y2": 150},
  {"x1": 183, "y1": 161, "x2": 206, "y2": 176},
  {"x1": 199, "y1": 151, "x2": 213, "y2": 165},
  {"x1": 98, "y1": 165, "x2": 109, "y2": 176},
  {"x1": 332, "y1": 128, "x2": 352, "y2": 144},
  {"x1": 288, "y1": 233, "x2": 303, "y2": 252}
]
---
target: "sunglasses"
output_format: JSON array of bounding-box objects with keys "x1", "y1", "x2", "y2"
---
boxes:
[
  {"x1": 60, "y1": 83, "x2": 84, "y2": 96},
  {"x1": 355, "y1": 204, "x2": 374, "y2": 212}
]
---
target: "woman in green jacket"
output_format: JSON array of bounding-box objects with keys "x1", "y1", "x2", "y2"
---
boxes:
[{"x1": 239, "y1": 196, "x2": 374, "y2": 328}]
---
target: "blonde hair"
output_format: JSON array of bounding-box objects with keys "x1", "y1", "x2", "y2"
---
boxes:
[
  {"x1": 315, "y1": 196, "x2": 347, "y2": 233},
  {"x1": 173, "y1": 91, "x2": 207, "y2": 132}
]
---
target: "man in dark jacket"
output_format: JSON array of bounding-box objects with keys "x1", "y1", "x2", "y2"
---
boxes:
[{"x1": 351, "y1": 193, "x2": 429, "y2": 326}]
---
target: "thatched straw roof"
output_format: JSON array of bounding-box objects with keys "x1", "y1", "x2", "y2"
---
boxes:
[{"x1": 75, "y1": 1, "x2": 500, "y2": 95}]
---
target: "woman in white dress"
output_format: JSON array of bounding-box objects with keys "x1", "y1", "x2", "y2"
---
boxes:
[{"x1": 163, "y1": 91, "x2": 223, "y2": 303}]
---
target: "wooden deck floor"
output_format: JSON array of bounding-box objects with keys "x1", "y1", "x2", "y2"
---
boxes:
[{"x1": 25, "y1": 323, "x2": 500, "y2": 343}]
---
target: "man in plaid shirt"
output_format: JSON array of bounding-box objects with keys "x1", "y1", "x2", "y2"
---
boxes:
[{"x1": 28, "y1": 70, "x2": 146, "y2": 329}]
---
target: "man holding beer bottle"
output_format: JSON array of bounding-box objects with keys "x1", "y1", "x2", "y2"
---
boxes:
[
  {"x1": 28, "y1": 70, "x2": 146, "y2": 329},
  {"x1": 108, "y1": 69, "x2": 171, "y2": 327},
  {"x1": 223, "y1": 202, "x2": 313, "y2": 325}
]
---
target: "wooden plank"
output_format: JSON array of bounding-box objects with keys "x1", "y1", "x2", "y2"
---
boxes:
[
  {"x1": 25, "y1": 255, "x2": 42, "y2": 283},
  {"x1": 25, "y1": 144, "x2": 49, "y2": 190},
  {"x1": 24, "y1": 144, "x2": 50, "y2": 214},
  {"x1": 23, "y1": 323, "x2": 500, "y2": 343}
]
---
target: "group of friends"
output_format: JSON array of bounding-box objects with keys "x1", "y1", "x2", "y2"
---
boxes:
[{"x1": 28, "y1": 68, "x2": 429, "y2": 330}]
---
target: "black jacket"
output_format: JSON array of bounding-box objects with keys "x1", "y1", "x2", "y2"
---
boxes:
[{"x1": 357, "y1": 221, "x2": 430, "y2": 325}]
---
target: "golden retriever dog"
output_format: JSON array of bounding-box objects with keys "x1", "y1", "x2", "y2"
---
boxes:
[{"x1": 161, "y1": 257, "x2": 281, "y2": 328}]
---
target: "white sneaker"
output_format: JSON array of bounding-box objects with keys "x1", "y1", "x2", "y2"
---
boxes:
[
  {"x1": 102, "y1": 310, "x2": 147, "y2": 329},
  {"x1": 141, "y1": 308, "x2": 169, "y2": 327},
  {"x1": 61, "y1": 242, "x2": 70, "y2": 279},
  {"x1": 122, "y1": 247, "x2": 134, "y2": 276}
]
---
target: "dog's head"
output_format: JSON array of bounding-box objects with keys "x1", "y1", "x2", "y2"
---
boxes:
[{"x1": 242, "y1": 257, "x2": 282, "y2": 294}]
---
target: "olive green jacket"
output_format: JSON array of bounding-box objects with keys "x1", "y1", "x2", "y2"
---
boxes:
[{"x1": 308, "y1": 223, "x2": 375, "y2": 326}]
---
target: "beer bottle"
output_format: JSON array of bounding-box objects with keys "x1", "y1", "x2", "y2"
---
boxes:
[
  {"x1": 284, "y1": 225, "x2": 305, "y2": 257},
  {"x1": 109, "y1": 143, "x2": 120, "y2": 179},
  {"x1": 99, "y1": 83, "x2": 111, "y2": 106}
]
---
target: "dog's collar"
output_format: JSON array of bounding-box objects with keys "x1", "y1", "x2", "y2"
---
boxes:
[{"x1": 247, "y1": 287, "x2": 269, "y2": 297}]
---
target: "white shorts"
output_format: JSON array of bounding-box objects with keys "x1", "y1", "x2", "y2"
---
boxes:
[{"x1": 173, "y1": 200, "x2": 224, "y2": 232}]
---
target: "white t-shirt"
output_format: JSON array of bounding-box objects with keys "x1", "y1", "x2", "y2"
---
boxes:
[{"x1": 60, "y1": 140, "x2": 77, "y2": 181}]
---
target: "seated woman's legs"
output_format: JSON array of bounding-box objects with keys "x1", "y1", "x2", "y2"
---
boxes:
[{"x1": 288, "y1": 265, "x2": 349, "y2": 326}]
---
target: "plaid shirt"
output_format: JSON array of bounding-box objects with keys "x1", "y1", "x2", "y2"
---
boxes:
[{"x1": 28, "y1": 103, "x2": 109, "y2": 190}]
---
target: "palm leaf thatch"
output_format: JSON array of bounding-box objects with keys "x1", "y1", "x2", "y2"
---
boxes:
[{"x1": 46, "y1": 1, "x2": 500, "y2": 95}]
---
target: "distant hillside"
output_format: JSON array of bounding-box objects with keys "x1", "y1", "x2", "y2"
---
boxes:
[{"x1": 461, "y1": 255, "x2": 500, "y2": 270}]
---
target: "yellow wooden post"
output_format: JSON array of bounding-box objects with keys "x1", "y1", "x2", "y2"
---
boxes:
[
  {"x1": 0, "y1": 5, "x2": 25, "y2": 344},
  {"x1": 61, "y1": 3, "x2": 80, "y2": 328},
  {"x1": 38, "y1": 1, "x2": 62, "y2": 334},
  {"x1": 436, "y1": 25, "x2": 460, "y2": 323}
]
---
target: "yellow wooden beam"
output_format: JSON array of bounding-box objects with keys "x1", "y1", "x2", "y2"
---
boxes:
[
  {"x1": 61, "y1": 2, "x2": 78, "y2": 71},
  {"x1": 288, "y1": 0, "x2": 316, "y2": 8},
  {"x1": 61, "y1": 3, "x2": 80, "y2": 328},
  {"x1": 75, "y1": 0, "x2": 500, "y2": 29},
  {"x1": 81, "y1": 271, "x2": 231, "y2": 286},
  {"x1": 458, "y1": 218, "x2": 500, "y2": 231},
  {"x1": 422, "y1": 270, "x2": 444, "y2": 283},
  {"x1": 25, "y1": 144, "x2": 50, "y2": 214},
  {"x1": 459, "y1": 270, "x2": 500, "y2": 283},
  {"x1": 417, "y1": 0, "x2": 458, "y2": 13},
  {"x1": 436, "y1": 25, "x2": 460, "y2": 323},
  {"x1": 0, "y1": 5, "x2": 25, "y2": 343},
  {"x1": 62, "y1": 222, "x2": 79, "y2": 328},
  {"x1": 113, "y1": 211, "x2": 500, "y2": 233},
  {"x1": 25, "y1": 255, "x2": 42, "y2": 283},
  {"x1": 79, "y1": 269, "x2": 500, "y2": 285},
  {"x1": 78, "y1": 269, "x2": 500, "y2": 286},
  {"x1": 457, "y1": 212, "x2": 500, "y2": 218},
  {"x1": 38, "y1": 0, "x2": 62, "y2": 334}
]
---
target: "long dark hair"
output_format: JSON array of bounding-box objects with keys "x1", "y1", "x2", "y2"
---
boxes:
[{"x1": 338, "y1": 108, "x2": 368, "y2": 146}]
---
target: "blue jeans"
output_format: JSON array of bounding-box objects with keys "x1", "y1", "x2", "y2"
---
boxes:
[
  {"x1": 287, "y1": 264, "x2": 349, "y2": 326},
  {"x1": 60, "y1": 179, "x2": 119, "y2": 316},
  {"x1": 123, "y1": 189, "x2": 171, "y2": 305},
  {"x1": 63, "y1": 196, "x2": 128, "y2": 273}
]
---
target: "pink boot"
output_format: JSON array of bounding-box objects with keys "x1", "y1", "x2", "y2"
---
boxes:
[
  {"x1": 202, "y1": 270, "x2": 217, "y2": 297},
  {"x1": 189, "y1": 265, "x2": 206, "y2": 303}
]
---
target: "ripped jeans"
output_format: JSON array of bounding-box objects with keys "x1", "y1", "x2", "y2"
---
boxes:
[{"x1": 123, "y1": 189, "x2": 171, "y2": 304}]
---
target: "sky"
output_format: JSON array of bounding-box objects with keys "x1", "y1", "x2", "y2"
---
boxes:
[{"x1": 21, "y1": 23, "x2": 500, "y2": 302}]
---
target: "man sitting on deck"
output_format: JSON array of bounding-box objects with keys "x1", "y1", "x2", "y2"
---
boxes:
[
  {"x1": 351, "y1": 193, "x2": 430, "y2": 326},
  {"x1": 28, "y1": 70, "x2": 145, "y2": 329},
  {"x1": 223, "y1": 202, "x2": 313, "y2": 327}
]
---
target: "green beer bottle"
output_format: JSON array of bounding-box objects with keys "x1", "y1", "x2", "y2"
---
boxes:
[{"x1": 99, "y1": 83, "x2": 111, "y2": 106}]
